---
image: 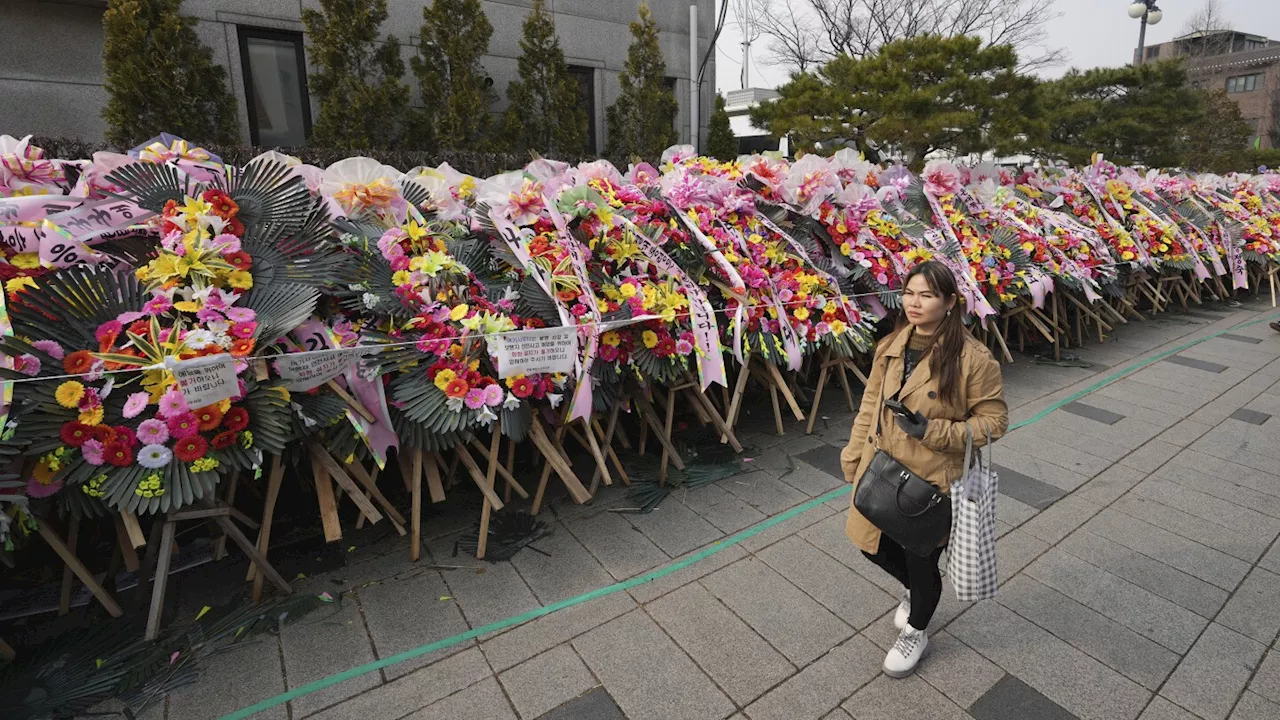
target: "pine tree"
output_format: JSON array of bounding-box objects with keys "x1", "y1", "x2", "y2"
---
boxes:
[
  {"x1": 412, "y1": 0, "x2": 497, "y2": 151},
  {"x1": 605, "y1": 3, "x2": 678, "y2": 159},
  {"x1": 301, "y1": 0, "x2": 411, "y2": 149},
  {"x1": 101, "y1": 0, "x2": 240, "y2": 148},
  {"x1": 706, "y1": 94, "x2": 738, "y2": 160},
  {"x1": 503, "y1": 0, "x2": 589, "y2": 156}
]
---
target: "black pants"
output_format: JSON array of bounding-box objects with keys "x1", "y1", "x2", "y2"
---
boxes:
[{"x1": 862, "y1": 536, "x2": 946, "y2": 630}]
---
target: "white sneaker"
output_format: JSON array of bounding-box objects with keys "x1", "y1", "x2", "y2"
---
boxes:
[
  {"x1": 884, "y1": 626, "x2": 928, "y2": 678},
  {"x1": 893, "y1": 594, "x2": 910, "y2": 631}
]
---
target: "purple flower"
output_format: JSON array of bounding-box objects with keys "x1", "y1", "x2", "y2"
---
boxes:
[
  {"x1": 117, "y1": 311, "x2": 145, "y2": 324},
  {"x1": 122, "y1": 391, "x2": 150, "y2": 419},
  {"x1": 224, "y1": 306, "x2": 256, "y2": 323},
  {"x1": 33, "y1": 340, "x2": 64, "y2": 360},
  {"x1": 18, "y1": 354, "x2": 39, "y2": 376},
  {"x1": 27, "y1": 474, "x2": 62, "y2": 498},
  {"x1": 81, "y1": 439, "x2": 104, "y2": 466},
  {"x1": 464, "y1": 388, "x2": 486, "y2": 410}
]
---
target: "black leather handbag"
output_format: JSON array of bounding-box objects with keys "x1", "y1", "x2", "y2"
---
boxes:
[{"x1": 853, "y1": 352, "x2": 953, "y2": 557}]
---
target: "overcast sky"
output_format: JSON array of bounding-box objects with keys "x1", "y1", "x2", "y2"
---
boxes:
[{"x1": 713, "y1": 0, "x2": 1280, "y2": 93}]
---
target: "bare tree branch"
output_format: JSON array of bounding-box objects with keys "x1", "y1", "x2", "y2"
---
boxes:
[
  {"x1": 751, "y1": 0, "x2": 826, "y2": 72},
  {"x1": 753, "y1": 0, "x2": 1064, "y2": 72}
]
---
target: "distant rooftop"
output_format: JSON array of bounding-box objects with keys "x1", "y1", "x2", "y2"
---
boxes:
[{"x1": 724, "y1": 88, "x2": 779, "y2": 112}]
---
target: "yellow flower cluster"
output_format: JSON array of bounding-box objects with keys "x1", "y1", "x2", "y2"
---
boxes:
[
  {"x1": 82, "y1": 474, "x2": 107, "y2": 498},
  {"x1": 135, "y1": 472, "x2": 166, "y2": 498},
  {"x1": 191, "y1": 457, "x2": 220, "y2": 473}
]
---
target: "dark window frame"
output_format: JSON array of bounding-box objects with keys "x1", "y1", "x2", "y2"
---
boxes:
[
  {"x1": 566, "y1": 65, "x2": 597, "y2": 155},
  {"x1": 237, "y1": 26, "x2": 312, "y2": 146},
  {"x1": 1226, "y1": 73, "x2": 1262, "y2": 93}
]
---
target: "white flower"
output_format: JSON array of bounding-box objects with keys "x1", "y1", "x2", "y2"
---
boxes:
[
  {"x1": 445, "y1": 396, "x2": 465, "y2": 412},
  {"x1": 547, "y1": 393, "x2": 563, "y2": 408},
  {"x1": 137, "y1": 444, "x2": 173, "y2": 469},
  {"x1": 184, "y1": 329, "x2": 216, "y2": 350},
  {"x1": 476, "y1": 406, "x2": 497, "y2": 427},
  {"x1": 502, "y1": 394, "x2": 521, "y2": 411},
  {"x1": 348, "y1": 283, "x2": 368, "y2": 292},
  {"x1": 362, "y1": 292, "x2": 381, "y2": 309},
  {"x1": 100, "y1": 377, "x2": 115, "y2": 399}
]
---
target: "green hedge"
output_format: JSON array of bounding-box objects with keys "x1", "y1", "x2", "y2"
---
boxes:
[{"x1": 30, "y1": 137, "x2": 632, "y2": 178}]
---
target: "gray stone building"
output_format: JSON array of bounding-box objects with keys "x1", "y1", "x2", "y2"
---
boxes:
[
  {"x1": 1139, "y1": 30, "x2": 1280, "y2": 150},
  {"x1": 1, "y1": 0, "x2": 717, "y2": 155}
]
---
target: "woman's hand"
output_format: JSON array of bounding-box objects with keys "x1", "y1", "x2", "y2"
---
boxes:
[{"x1": 894, "y1": 408, "x2": 929, "y2": 440}]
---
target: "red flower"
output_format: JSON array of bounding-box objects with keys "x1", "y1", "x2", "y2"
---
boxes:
[
  {"x1": 60, "y1": 422, "x2": 93, "y2": 447},
  {"x1": 91, "y1": 425, "x2": 117, "y2": 444},
  {"x1": 201, "y1": 189, "x2": 240, "y2": 219},
  {"x1": 211, "y1": 430, "x2": 237, "y2": 449},
  {"x1": 222, "y1": 407, "x2": 249, "y2": 432},
  {"x1": 127, "y1": 319, "x2": 150, "y2": 337},
  {"x1": 510, "y1": 377, "x2": 533, "y2": 399},
  {"x1": 229, "y1": 338, "x2": 255, "y2": 358},
  {"x1": 114, "y1": 426, "x2": 137, "y2": 449},
  {"x1": 225, "y1": 217, "x2": 245, "y2": 236},
  {"x1": 444, "y1": 378, "x2": 470, "y2": 399},
  {"x1": 195, "y1": 405, "x2": 223, "y2": 431},
  {"x1": 104, "y1": 442, "x2": 133, "y2": 467},
  {"x1": 656, "y1": 338, "x2": 677, "y2": 357},
  {"x1": 167, "y1": 412, "x2": 200, "y2": 439},
  {"x1": 174, "y1": 436, "x2": 209, "y2": 462},
  {"x1": 224, "y1": 251, "x2": 252, "y2": 270},
  {"x1": 62, "y1": 350, "x2": 94, "y2": 375}
]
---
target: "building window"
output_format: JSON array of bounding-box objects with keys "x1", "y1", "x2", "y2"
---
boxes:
[
  {"x1": 238, "y1": 28, "x2": 311, "y2": 147},
  {"x1": 567, "y1": 65, "x2": 596, "y2": 154},
  {"x1": 1226, "y1": 73, "x2": 1261, "y2": 93},
  {"x1": 1146, "y1": 46, "x2": 1160, "y2": 59}
]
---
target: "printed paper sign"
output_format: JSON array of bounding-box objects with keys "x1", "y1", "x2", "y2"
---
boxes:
[
  {"x1": 494, "y1": 326, "x2": 577, "y2": 378},
  {"x1": 165, "y1": 353, "x2": 239, "y2": 408},
  {"x1": 276, "y1": 348, "x2": 365, "y2": 391}
]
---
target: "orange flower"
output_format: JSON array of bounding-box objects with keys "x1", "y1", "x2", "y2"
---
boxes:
[
  {"x1": 63, "y1": 350, "x2": 94, "y2": 375},
  {"x1": 195, "y1": 405, "x2": 224, "y2": 431},
  {"x1": 229, "y1": 337, "x2": 255, "y2": 358},
  {"x1": 444, "y1": 378, "x2": 470, "y2": 399}
]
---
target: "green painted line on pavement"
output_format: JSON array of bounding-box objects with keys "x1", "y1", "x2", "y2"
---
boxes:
[{"x1": 222, "y1": 308, "x2": 1278, "y2": 720}]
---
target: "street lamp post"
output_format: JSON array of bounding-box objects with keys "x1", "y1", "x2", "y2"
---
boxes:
[{"x1": 1129, "y1": 1, "x2": 1165, "y2": 65}]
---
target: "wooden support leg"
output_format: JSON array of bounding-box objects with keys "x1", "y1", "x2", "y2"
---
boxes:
[
  {"x1": 113, "y1": 515, "x2": 141, "y2": 573},
  {"x1": 768, "y1": 372, "x2": 784, "y2": 436},
  {"x1": 312, "y1": 453, "x2": 342, "y2": 542},
  {"x1": 410, "y1": 450, "x2": 423, "y2": 562},
  {"x1": 722, "y1": 358, "x2": 752, "y2": 443},
  {"x1": 630, "y1": 390, "x2": 686, "y2": 471},
  {"x1": 58, "y1": 515, "x2": 80, "y2": 616},
  {"x1": 806, "y1": 362, "x2": 830, "y2": 435},
  {"x1": 145, "y1": 517, "x2": 177, "y2": 640},
  {"x1": 836, "y1": 361, "x2": 857, "y2": 411},
  {"x1": 476, "y1": 422, "x2": 502, "y2": 559},
  {"x1": 37, "y1": 519, "x2": 122, "y2": 618},
  {"x1": 454, "y1": 445, "x2": 507, "y2": 511},
  {"x1": 529, "y1": 418, "x2": 592, "y2": 506},
  {"x1": 209, "y1": 507, "x2": 291, "y2": 595},
  {"x1": 766, "y1": 363, "x2": 805, "y2": 423},
  {"x1": 682, "y1": 379, "x2": 743, "y2": 452},
  {"x1": 659, "y1": 386, "x2": 678, "y2": 486},
  {"x1": 346, "y1": 460, "x2": 407, "y2": 529},
  {"x1": 212, "y1": 472, "x2": 240, "y2": 561},
  {"x1": 425, "y1": 452, "x2": 446, "y2": 503},
  {"x1": 469, "y1": 437, "x2": 530, "y2": 499},
  {"x1": 591, "y1": 412, "x2": 630, "y2": 487},
  {"x1": 310, "y1": 445, "x2": 383, "y2": 527},
  {"x1": 247, "y1": 455, "x2": 283, "y2": 602}
]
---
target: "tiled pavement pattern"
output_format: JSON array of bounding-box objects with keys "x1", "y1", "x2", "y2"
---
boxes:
[{"x1": 88, "y1": 300, "x2": 1280, "y2": 720}]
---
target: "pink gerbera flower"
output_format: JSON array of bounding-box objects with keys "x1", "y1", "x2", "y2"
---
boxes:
[
  {"x1": 158, "y1": 387, "x2": 189, "y2": 418},
  {"x1": 136, "y1": 418, "x2": 170, "y2": 445},
  {"x1": 464, "y1": 388, "x2": 486, "y2": 410},
  {"x1": 81, "y1": 439, "x2": 105, "y2": 466},
  {"x1": 122, "y1": 391, "x2": 150, "y2": 419},
  {"x1": 230, "y1": 322, "x2": 257, "y2": 339},
  {"x1": 166, "y1": 412, "x2": 200, "y2": 439},
  {"x1": 482, "y1": 384, "x2": 504, "y2": 407},
  {"x1": 32, "y1": 340, "x2": 64, "y2": 360}
]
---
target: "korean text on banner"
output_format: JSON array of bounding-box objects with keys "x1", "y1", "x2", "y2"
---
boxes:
[
  {"x1": 276, "y1": 348, "x2": 366, "y2": 392},
  {"x1": 165, "y1": 354, "x2": 239, "y2": 408},
  {"x1": 494, "y1": 326, "x2": 577, "y2": 379}
]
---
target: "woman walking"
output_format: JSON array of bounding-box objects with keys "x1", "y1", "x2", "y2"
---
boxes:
[{"x1": 841, "y1": 261, "x2": 1008, "y2": 677}]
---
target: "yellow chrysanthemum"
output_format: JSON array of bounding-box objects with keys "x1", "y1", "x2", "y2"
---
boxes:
[
  {"x1": 619, "y1": 284, "x2": 637, "y2": 298},
  {"x1": 392, "y1": 270, "x2": 412, "y2": 286},
  {"x1": 450, "y1": 304, "x2": 469, "y2": 321},
  {"x1": 794, "y1": 307, "x2": 810, "y2": 321},
  {"x1": 434, "y1": 368, "x2": 457, "y2": 391},
  {"x1": 55, "y1": 381, "x2": 85, "y2": 408},
  {"x1": 642, "y1": 330, "x2": 658, "y2": 349},
  {"x1": 227, "y1": 270, "x2": 254, "y2": 289},
  {"x1": 5, "y1": 276, "x2": 36, "y2": 294},
  {"x1": 78, "y1": 406, "x2": 104, "y2": 426},
  {"x1": 10, "y1": 253, "x2": 39, "y2": 269},
  {"x1": 602, "y1": 331, "x2": 621, "y2": 347}
]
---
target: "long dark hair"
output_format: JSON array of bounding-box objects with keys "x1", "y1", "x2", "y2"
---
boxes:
[{"x1": 891, "y1": 260, "x2": 966, "y2": 404}]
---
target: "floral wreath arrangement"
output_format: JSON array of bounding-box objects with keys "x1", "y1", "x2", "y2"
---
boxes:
[{"x1": 0, "y1": 143, "x2": 346, "y2": 516}]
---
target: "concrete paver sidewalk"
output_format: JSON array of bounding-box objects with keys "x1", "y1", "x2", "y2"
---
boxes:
[{"x1": 100, "y1": 300, "x2": 1280, "y2": 720}]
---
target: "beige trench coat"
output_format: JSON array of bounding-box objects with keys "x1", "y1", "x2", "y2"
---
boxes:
[{"x1": 840, "y1": 329, "x2": 1009, "y2": 554}]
